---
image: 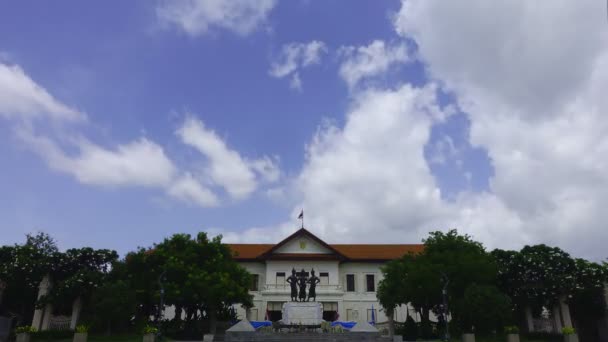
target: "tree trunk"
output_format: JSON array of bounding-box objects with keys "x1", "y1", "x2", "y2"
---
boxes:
[
  {"x1": 174, "y1": 305, "x2": 183, "y2": 322},
  {"x1": 209, "y1": 308, "x2": 217, "y2": 334},
  {"x1": 387, "y1": 307, "x2": 395, "y2": 338}
]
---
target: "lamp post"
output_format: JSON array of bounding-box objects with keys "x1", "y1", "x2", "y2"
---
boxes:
[{"x1": 441, "y1": 273, "x2": 450, "y2": 342}]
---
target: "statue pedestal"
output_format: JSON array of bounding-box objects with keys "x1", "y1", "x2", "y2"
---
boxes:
[{"x1": 281, "y1": 302, "x2": 323, "y2": 325}]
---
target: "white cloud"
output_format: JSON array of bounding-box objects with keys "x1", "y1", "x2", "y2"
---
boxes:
[
  {"x1": 394, "y1": 0, "x2": 608, "y2": 258},
  {"x1": 250, "y1": 156, "x2": 281, "y2": 183},
  {"x1": 224, "y1": 1, "x2": 608, "y2": 260},
  {"x1": 168, "y1": 173, "x2": 220, "y2": 207},
  {"x1": 0, "y1": 63, "x2": 85, "y2": 122},
  {"x1": 269, "y1": 41, "x2": 327, "y2": 90},
  {"x1": 157, "y1": 0, "x2": 276, "y2": 37},
  {"x1": 338, "y1": 40, "x2": 409, "y2": 89},
  {"x1": 16, "y1": 126, "x2": 220, "y2": 208},
  {"x1": 176, "y1": 116, "x2": 280, "y2": 199},
  {"x1": 16, "y1": 128, "x2": 176, "y2": 187}
]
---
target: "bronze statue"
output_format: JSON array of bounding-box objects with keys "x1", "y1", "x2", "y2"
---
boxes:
[
  {"x1": 297, "y1": 268, "x2": 308, "y2": 302},
  {"x1": 307, "y1": 268, "x2": 320, "y2": 302},
  {"x1": 286, "y1": 268, "x2": 298, "y2": 302}
]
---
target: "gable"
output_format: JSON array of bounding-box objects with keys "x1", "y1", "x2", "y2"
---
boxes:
[{"x1": 274, "y1": 235, "x2": 333, "y2": 254}]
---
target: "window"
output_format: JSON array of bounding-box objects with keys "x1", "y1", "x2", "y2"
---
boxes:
[
  {"x1": 322, "y1": 302, "x2": 338, "y2": 321},
  {"x1": 250, "y1": 274, "x2": 259, "y2": 291},
  {"x1": 266, "y1": 302, "x2": 285, "y2": 322},
  {"x1": 320, "y1": 272, "x2": 329, "y2": 285},
  {"x1": 367, "y1": 308, "x2": 377, "y2": 322},
  {"x1": 276, "y1": 272, "x2": 285, "y2": 286},
  {"x1": 346, "y1": 309, "x2": 356, "y2": 321},
  {"x1": 247, "y1": 308, "x2": 258, "y2": 321},
  {"x1": 346, "y1": 274, "x2": 355, "y2": 292},
  {"x1": 366, "y1": 274, "x2": 375, "y2": 292}
]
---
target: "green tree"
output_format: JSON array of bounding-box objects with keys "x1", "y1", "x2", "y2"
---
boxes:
[
  {"x1": 379, "y1": 230, "x2": 500, "y2": 337},
  {"x1": 457, "y1": 284, "x2": 512, "y2": 335},
  {"x1": 150, "y1": 232, "x2": 252, "y2": 334},
  {"x1": 87, "y1": 260, "x2": 137, "y2": 334},
  {"x1": 0, "y1": 232, "x2": 58, "y2": 325},
  {"x1": 43, "y1": 247, "x2": 118, "y2": 312},
  {"x1": 492, "y1": 245, "x2": 577, "y2": 313}
]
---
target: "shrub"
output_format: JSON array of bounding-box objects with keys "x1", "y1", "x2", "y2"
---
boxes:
[
  {"x1": 31, "y1": 329, "x2": 74, "y2": 339},
  {"x1": 14, "y1": 326, "x2": 36, "y2": 334},
  {"x1": 142, "y1": 324, "x2": 158, "y2": 334},
  {"x1": 76, "y1": 324, "x2": 89, "y2": 333},
  {"x1": 562, "y1": 327, "x2": 576, "y2": 335}
]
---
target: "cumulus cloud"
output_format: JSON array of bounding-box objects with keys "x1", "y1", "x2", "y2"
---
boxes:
[
  {"x1": 168, "y1": 173, "x2": 220, "y2": 207},
  {"x1": 16, "y1": 126, "x2": 221, "y2": 208},
  {"x1": 17, "y1": 130, "x2": 176, "y2": 187},
  {"x1": 157, "y1": 0, "x2": 276, "y2": 37},
  {"x1": 338, "y1": 40, "x2": 409, "y2": 89},
  {"x1": 176, "y1": 116, "x2": 280, "y2": 199},
  {"x1": 269, "y1": 40, "x2": 327, "y2": 91},
  {"x1": 394, "y1": 0, "x2": 608, "y2": 258},
  {"x1": 0, "y1": 63, "x2": 85, "y2": 122},
  {"x1": 227, "y1": 1, "x2": 608, "y2": 260}
]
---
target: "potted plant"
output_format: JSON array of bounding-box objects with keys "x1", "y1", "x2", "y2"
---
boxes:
[
  {"x1": 15, "y1": 326, "x2": 36, "y2": 342},
  {"x1": 142, "y1": 325, "x2": 158, "y2": 342},
  {"x1": 562, "y1": 327, "x2": 578, "y2": 342},
  {"x1": 504, "y1": 325, "x2": 520, "y2": 342},
  {"x1": 73, "y1": 325, "x2": 89, "y2": 342}
]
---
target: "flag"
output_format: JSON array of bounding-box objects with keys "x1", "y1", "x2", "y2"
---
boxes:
[
  {"x1": 371, "y1": 305, "x2": 376, "y2": 325},
  {"x1": 298, "y1": 209, "x2": 303, "y2": 219}
]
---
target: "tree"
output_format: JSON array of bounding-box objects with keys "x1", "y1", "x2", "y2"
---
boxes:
[
  {"x1": 492, "y1": 245, "x2": 577, "y2": 313},
  {"x1": 88, "y1": 260, "x2": 137, "y2": 334},
  {"x1": 457, "y1": 284, "x2": 511, "y2": 335},
  {"x1": 43, "y1": 247, "x2": 118, "y2": 313},
  {"x1": 567, "y1": 259, "x2": 608, "y2": 340},
  {"x1": 148, "y1": 232, "x2": 252, "y2": 334},
  {"x1": 379, "y1": 230, "x2": 500, "y2": 337},
  {"x1": 0, "y1": 233, "x2": 58, "y2": 325}
]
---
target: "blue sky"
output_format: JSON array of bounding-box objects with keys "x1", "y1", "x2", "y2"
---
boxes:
[{"x1": 1, "y1": 1, "x2": 607, "y2": 260}]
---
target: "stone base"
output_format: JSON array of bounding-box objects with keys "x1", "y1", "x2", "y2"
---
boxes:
[
  {"x1": 564, "y1": 334, "x2": 579, "y2": 342},
  {"x1": 462, "y1": 333, "x2": 475, "y2": 342},
  {"x1": 16, "y1": 333, "x2": 31, "y2": 342},
  {"x1": 225, "y1": 332, "x2": 391, "y2": 342},
  {"x1": 281, "y1": 302, "x2": 323, "y2": 325},
  {"x1": 142, "y1": 333, "x2": 155, "y2": 342},
  {"x1": 506, "y1": 333, "x2": 520, "y2": 342},
  {"x1": 73, "y1": 332, "x2": 87, "y2": 342}
]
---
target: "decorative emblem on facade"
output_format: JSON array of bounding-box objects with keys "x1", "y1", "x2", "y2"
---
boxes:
[{"x1": 299, "y1": 240, "x2": 307, "y2": 249}]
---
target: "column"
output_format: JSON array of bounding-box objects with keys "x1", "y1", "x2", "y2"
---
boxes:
[
  {"x1": 0, "y1": 280, "x2": 6, "y2": 305},
  {"x1": 552, "y1": 304, "x2": 562, "y2": 333},
  {"x1": 524, "y1": 306, "x2": 534, "y2": 332},
  {"x1": 558, "y1": 295, "x2": 573, "y2": 328},
  {"x1": 31, "y1": 275, "x2": 52, "y2": 330},
  {"x1": 70, "y1": 297, "x2": 83, "y2": 329}
]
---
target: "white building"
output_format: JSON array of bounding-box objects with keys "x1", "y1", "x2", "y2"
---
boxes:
[{"x1": 227, "y1": 228, "x2": 423, "y2": 323}]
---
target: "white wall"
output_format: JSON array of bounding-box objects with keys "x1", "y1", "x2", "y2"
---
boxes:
[
  {"x1": 274, "y1": 236, "x2": 332, "y2": 254},
  {"x1": 265, "y1": 260, "x2": 340, "y2": 286}
]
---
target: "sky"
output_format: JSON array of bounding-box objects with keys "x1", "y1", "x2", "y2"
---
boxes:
[{"x1": 1, "y1": 0, "x2": 607, "y2": 260}]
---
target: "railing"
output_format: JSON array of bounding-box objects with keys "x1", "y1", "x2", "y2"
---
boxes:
[
  {"x1": 48, "y1": 316, "x2": 71, "y2": 331},
  {"x1": 262, "y1": 284, "x2": 343, "y2": 293}
]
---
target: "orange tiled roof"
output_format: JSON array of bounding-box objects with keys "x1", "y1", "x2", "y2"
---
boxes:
[
  {"x1": 332, "y1": 244, "x2": 424, "y2": 260},
  {"x1": 227, "y1": 243, "x2": 422, "y2": 261}
]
